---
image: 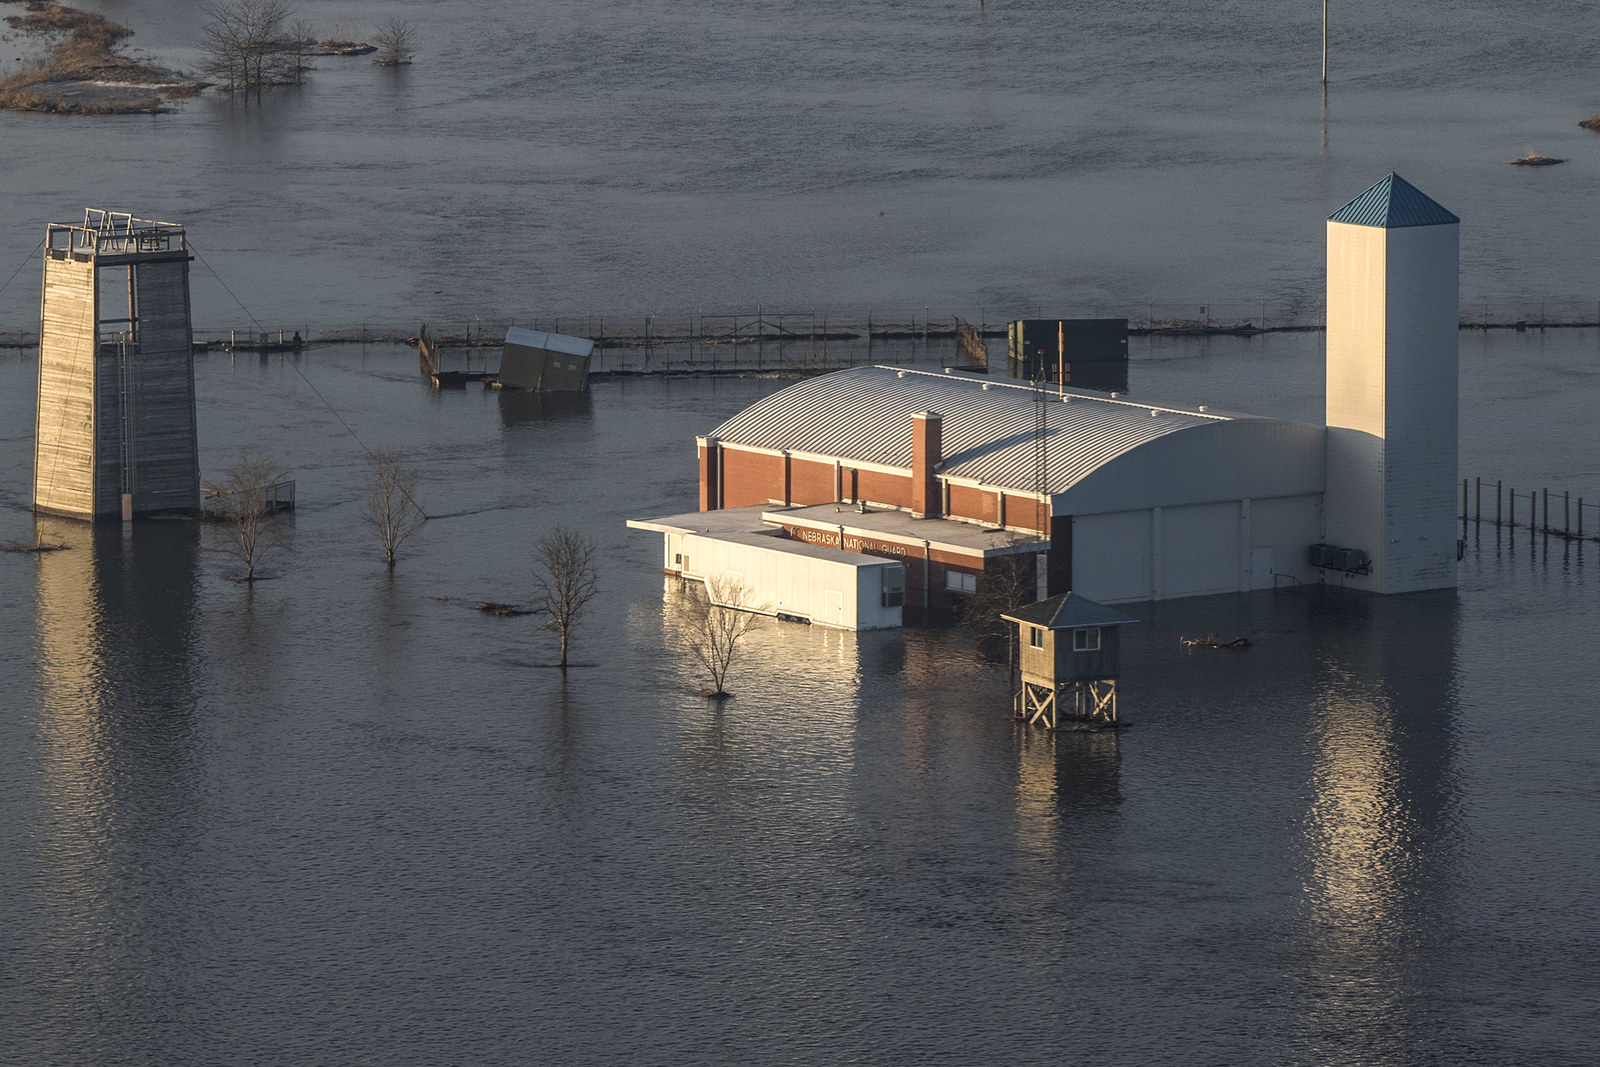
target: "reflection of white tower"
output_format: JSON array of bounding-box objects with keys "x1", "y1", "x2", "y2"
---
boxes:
[{"x1": 1325, "y1": 174, "x2": 1459, "y2": 594}]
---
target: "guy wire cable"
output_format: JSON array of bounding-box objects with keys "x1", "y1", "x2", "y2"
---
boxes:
[{"x1": 189, "y1": 241, "x2": 429, "y2": 519}]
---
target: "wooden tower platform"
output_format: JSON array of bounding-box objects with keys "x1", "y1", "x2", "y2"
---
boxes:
[
  {"x1": 1002, "y1": 592, "x2": 1138, "y2": 728},
  {"x1": 34, "y1": 210, "x2": 198, "y2": 521}
]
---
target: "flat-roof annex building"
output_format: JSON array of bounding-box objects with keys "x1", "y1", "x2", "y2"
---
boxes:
[{"x1": 632, "y1": 174, "x2": 1460, "y2": 625}]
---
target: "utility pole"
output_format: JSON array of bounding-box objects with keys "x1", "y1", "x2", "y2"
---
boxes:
[{"x1": 1322, "y1": 0, "x2": 1328, "y2": 86}]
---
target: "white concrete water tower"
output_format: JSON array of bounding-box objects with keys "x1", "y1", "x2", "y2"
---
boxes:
[{"x1": 1324, "y1": 174, "x2": 1460, "y2": 594}]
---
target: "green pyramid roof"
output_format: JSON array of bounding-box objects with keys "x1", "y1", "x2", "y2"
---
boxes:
[
  {"x1": 1001, "y1": 592, "x2": 1139, "y2": 631},
  {"x1": 1328, "y1": 173, "x2": 1458, "y2": 229}
]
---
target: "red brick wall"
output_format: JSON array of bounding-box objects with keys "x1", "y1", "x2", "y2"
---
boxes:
[
  {"x1": 1004, "y1": 493, "x2": 1045, "y2": 533},
  {"x1": 854, "y1": 468, "x2": 912, "y2": 508},
  {"x1": 789, "y1": 457, "x2": 836, "y2": 506},
  {"x1": 946, "y1": 483, "x2": 999, "y2": 526},
  {"x1": 720, "y1": 449, "x2": 786, "y2": 508}
]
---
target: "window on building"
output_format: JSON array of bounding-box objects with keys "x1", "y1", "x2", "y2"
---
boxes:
[
  {"x1": 674, "y1": 553, "x2": 683, "y2": 567},
  {"x1": 944, "y1": 571, "x2": 977, "y2": 594},
  {"x1": 1073, "y1": 627, "x2": 1101, "y2": 652},
  {"x1": 1029, "y1": 626, "x2": 1044, "y2": 649},
  {"x1": 881, "y1": 567, "x2": 905, "y2": 608}
]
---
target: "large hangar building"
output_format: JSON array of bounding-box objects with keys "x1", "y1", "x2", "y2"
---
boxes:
[{"x1": 632, "y1": 174, "x2": 1461, "y2": 625}]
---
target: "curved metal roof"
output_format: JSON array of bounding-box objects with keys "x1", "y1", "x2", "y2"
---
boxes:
[
  {"x1": 1328, "y1": 173, "x2": 1458, "y2": 229},
  {"x1": 708, "y1": 366, "x2": 1238, "y2": 496}
]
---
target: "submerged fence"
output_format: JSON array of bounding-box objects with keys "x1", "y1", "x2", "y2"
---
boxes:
[
  {"x1": 1460, "y1": 477, "x2": 1600, "y2": 543},
  {"x1": 7, "y1": 296, "x2": 1600, "y2": 351}
]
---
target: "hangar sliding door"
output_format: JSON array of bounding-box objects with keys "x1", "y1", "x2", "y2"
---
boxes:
[
  {"x1": 1070, "y1": 511, "x2": 1152, "y2": 603},
  {"x1": 1158, "y1": 501, "x2": 1241, "y2": 598}
]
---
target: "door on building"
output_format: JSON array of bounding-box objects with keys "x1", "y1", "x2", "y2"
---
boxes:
[
  {"x1": 824, "y1": 589, "x2": 843, "y2": 626},
  {"x1": 1249, "y1": 546, "x2": 1274, "y2": 589}
]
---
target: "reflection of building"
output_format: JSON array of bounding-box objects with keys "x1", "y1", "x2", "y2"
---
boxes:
[
  {"x1": 1007, "y1": 317, "x2": 1129, "y2": 393},
  {"x1": 34, "y1": 211, "x2": 199, "y2": 521},
  {"x1": 631, "y1": 175, "x2": 1460, "y2": 618}
]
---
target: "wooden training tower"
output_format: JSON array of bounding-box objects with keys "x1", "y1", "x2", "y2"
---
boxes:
[
  {"x1": 1002, "y1": 593, "x2": 1137, "y2": 728},
  {"x1": 34, "y1": 211, "x2": 199, "y2": 521}
]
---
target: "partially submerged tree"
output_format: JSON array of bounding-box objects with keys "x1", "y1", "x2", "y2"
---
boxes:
[
  {"x1": 532, "y1": 527, "x2": 600, "y2": 668},
  {"x1": 363, "y1": 448, "x2": 426, "y2": 570},
  {"x1": 371, "y1": 18, "x2": 415, "y2": 67},
  {"x1": 200, "y1": 0, "x2": 292, "y2": 102},
  {"x1": 285, "y1": 18, "x2": 316, "y2": 85},
  {"x1": 682, "y1": 575, "x2": 762, "y2": 698},
  {"x1": 207, "y1": 451, "x2": 288, "y2": 581}
]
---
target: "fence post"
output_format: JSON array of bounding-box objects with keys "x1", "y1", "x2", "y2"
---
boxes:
[
  {"x1": 1543, "y1": 488, "x2": 1549, "y2": 534},
  {"x1": 1496, "y1": 480, "x2": 1502, "y2": 527},
  {"x1": 1579, "y1": 498, "x2": 1585, "y2": 539},
  {"x1": 1475, "y1": 476, "x2": 1480, "y2": 527},
  {"x1": 1565, "y1": 490, "x2": 1570, "y2": 535},
  {"x1": 1461, "y1": 479, "x2": 1468, "y2": 535}
]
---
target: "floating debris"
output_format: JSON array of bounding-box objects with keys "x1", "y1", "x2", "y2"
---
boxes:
[
  {"x1": 0, "y1": 542, "x2": 69, "y2": 553},
  {"x1": 1180, "y1": 635, "x2": 1251, "y2": 649},
  {"x1": 1580, "y1": 114, "x2": 1600, "y2": 132},
  {"x1": 1505, "y1": 154, "x2": 1565, "y2": 166},
  {"x1": 476, "y1": 601, "x2": 532, "y2": 617}
]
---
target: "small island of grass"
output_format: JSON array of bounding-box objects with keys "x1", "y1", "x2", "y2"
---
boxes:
[
  {"x1": 1, "y1": 1, "x2": 410, "y2": 113},
  {"x1": 0, "y1": 0, "x2": 201, "y2": 113}
]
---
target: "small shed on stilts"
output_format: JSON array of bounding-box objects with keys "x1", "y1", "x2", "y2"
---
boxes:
[{"x1": 1001, "y1": 593, "x2": 1137, "y2": 728}]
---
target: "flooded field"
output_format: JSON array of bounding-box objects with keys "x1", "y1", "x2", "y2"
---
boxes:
[
  {"x1": 0, "y1": 331, "x2": 1597, "y2": 1063},
  {"x1": 2, "y1": 0, "x2": 1599, "y2": 333}
]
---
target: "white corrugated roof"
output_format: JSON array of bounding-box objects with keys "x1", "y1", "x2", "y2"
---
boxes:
[
  {"x1": 709, "y1": 366, "x2": 1239, "y2": 496},
  {"x1": 504, "y1": 325, "x2": 594, "y2": 358}
]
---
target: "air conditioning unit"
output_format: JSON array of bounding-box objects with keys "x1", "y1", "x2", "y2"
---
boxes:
[
  {"x1": 1307, "y1": 543, "x2": 1334, "y2": 568},
  {"x1": 1333, "y1": 547, "x2": 1371, "y2": 572}
]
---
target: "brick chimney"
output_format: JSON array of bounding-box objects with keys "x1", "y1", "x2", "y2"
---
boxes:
[
  {"x1": 697, "y1": 436, "x2": 720, "y2": 511},
  {"x1": 911, "y1": 412, "x2": 942, "y2": 518}
]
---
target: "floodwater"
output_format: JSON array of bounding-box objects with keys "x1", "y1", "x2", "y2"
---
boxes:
[
  {"x1": 1, "y1": 330, "x2": 1598, "y2": 1063},
  {"x1": 3, "y1": 0, "x2": 1600, "y2": 1060},
  {"x1": 2, "y1": 0, "x2": 1600, "y2": 332}
]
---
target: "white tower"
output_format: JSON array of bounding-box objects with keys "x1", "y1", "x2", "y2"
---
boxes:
[{"x1": 1324, "y1": 174, "x2": 1459, "y2": 593}]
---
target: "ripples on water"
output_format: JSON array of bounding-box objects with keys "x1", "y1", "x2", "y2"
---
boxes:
[
  {"x1": 2, "y1": 0, "x2": 1599, "y2": 330},
  {"x1": 1, "y1": 332, "x2": 1598, "y2": 1062}
]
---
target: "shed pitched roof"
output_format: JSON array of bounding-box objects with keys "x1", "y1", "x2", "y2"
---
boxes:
[
  {"x1": 1001, "y1": 593, "x2": 1139, "y2": 630},
  {"x1": 708, "y1": 366, "x2": 1237, "y2": 496},
  {"x1": 1328, "y1": 173, "x2": 1458, "y2": 229},
  {"x1": 505, "y1": 325, "x2": 594, "y2": 358}
]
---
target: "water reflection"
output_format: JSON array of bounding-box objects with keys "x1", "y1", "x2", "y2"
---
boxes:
[
  {"x1": 26, "y1": 515, "x2": 203, "y2": 1055},
  {"x1": 497, "y1": 388, "x2": 594, "y2": 427},
  {"x1": 1296, "y1": 591, "x2": 1461, "y2": 1051}
]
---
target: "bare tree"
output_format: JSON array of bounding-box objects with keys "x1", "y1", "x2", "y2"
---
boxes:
[
  {"x1": 200, "y1": 0, "x2": 292, "y2": 103},
  {"x1": 285, "y1": 18, "x2": 316, "y2": 85},
  {"x1": 958, "y1": 550, "x2": 1041, "y2": 688},
  {"x1": 207, "y1": 452, "x2": 288, "y2": 581},
  {"x1": 532, "y1": 527, "x2": 600, "y2": 668},
  {"x1": 682, "y1": 575, "x2": 763, "y2": 698},
  {"x1": 364, "y1": 448, "x2": 425, "y2": 570},
  {"x1": 371, "y1": 18, "x2": 415, "y2": 67}
]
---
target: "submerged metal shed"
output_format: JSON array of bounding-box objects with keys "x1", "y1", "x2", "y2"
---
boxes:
[{"x1": 499, "y1": 326, "x2": 593, "y2": 392}]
